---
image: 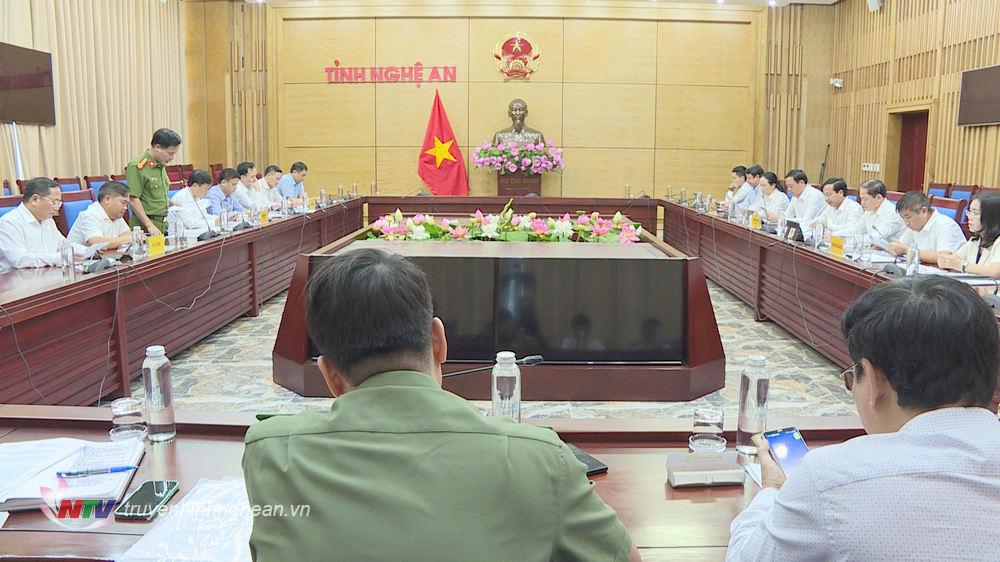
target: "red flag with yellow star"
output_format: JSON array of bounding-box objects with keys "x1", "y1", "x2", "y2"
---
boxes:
[{"x1": 418, "y1": 90, "x2": 468, "y2": 196}]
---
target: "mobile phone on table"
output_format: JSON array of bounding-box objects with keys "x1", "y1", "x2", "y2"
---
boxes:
[
  {"x1": 113, "y1": 480, "x2": 180, "y2": 521},
  {"x1": 763, "y1": 427, "x2": 810, "y2": 476}
]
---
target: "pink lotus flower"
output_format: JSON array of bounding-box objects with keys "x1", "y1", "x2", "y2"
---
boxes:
[
  {"x1": 412, "y1": 214, "x2": 426, "y2": 225},
  {"x1": 449, "y1": 226, "x2": 469, "y2": 239},
  {"x1": 439, "y1": 217, "x2": 452, "y2": 231},
  {"x1": 619, "y1": 224, "x2": 640, "y2": 244},
  {"x1": 473, "y1": 209, "x2": 485, "y2": 225},
  {"x1": 591, "y1": 218, "x2": 614, "y2": 237},
  {"x1": 372, "y1": 217, "x2": 389, "y2": 233},
  {"x1": 577, "y1": 214, "x2": 590, "y2": 225},
  {"x1": 531, "y1": 218, "x2": 549, "y2": 235},
  {"x1": 511, "y1": 215, "x2": 522, "y2": 227}
]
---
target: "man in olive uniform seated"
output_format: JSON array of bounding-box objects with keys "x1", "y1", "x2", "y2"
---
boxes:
[{"x1": 242, "y1": 248, "x2": 639, "y2": 562}]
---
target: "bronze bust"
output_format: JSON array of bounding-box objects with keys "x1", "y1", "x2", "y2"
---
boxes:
[{"x1": 493, "y1": 99, "x2": 546, "y2": 146}]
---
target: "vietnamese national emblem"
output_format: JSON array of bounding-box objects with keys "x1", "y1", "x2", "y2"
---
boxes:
[{"x1": 494, "y1": 32, "x2": 541, "y2": 79}]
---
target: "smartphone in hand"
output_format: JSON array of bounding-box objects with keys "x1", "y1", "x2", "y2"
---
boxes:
[{"x1": 764, "y1": 427, "x2": 810, "y2": 476}]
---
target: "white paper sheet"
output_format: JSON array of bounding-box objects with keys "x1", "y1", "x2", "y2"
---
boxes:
[
  {"x1": 745, "y1": 463, "x2": 763, "y2": 488},
  {"x1": 118, "y1": 477, "x2": 253, "y2": 562}
]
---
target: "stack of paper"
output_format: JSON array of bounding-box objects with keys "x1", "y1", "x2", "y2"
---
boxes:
[{"x1": 0, "y1": 438, "x2": 144, "y2": 511}]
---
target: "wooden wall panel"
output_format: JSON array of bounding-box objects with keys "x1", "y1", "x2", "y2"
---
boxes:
[
  {"x1": 784, "y1": 0, "x2": 1000, "y2": 189},
  {"x1": 259, "y1": 2, "x2": 766, "y2": 198}
]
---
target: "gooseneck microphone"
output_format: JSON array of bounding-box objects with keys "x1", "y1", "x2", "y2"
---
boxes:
[
  {"x1": 442, "y1": 355, "x2": 543, "y2": 379},
  {"x1": 195, "y1": 193, "x2": 221, "y2": 241}
]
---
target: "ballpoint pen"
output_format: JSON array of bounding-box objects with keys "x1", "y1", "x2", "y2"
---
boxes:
[{"x1": 57, "y1": 466, "x2": 137, "y2": 479}]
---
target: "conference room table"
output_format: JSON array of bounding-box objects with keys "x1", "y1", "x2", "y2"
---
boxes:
[
  {"x1": 0, "y1": 406, "x2": 865, "y2": 561},
  {"x1": 660, "y1": 201, "x2": 893, "y2": 369},
  {"x1": 0, "y1": 201, "x2": 364, "y2": 406}
]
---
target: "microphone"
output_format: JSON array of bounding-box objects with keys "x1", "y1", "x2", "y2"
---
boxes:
[
  {"x1": 442, "y1": 354, "x2": 543, "y2": 379},
  {"x1": 196, "y1": 198, "x2": 221, "y2": 241}
]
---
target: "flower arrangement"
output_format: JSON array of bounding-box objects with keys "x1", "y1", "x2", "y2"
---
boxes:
[
  {"x1": 369, "y1": 200, "x2": 643, "y2": 244},
  {"x1": 471, "y1": 140, "x2": 565, "y2": 175}
]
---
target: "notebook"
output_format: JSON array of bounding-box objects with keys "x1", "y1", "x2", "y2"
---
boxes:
[{"x1": 0, "y1": 438, "x2": 144, "y2": 511}]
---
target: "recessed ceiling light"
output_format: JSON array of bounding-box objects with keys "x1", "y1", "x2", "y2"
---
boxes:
[{"x1": 768, "y1": 0, "x2": 777, "y2": 6}]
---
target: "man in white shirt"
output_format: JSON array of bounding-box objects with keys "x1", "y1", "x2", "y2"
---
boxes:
[
  {"x1": 739, "y1": 165, "x2": 764, "y2": 214},
  {"x1": 723, "y1": 165, "x2": 746, "y2": 212},
  {"x1": 249, "y1": 164, "x2": 283, "y2": 211},
  {"x1": 233, "y1": 161, "x2": 256, "y2": 210},
  {"x1": 728, "y1": 275, "x2": 1000, "y2": 561},
  {"x1": 67, "y1": 181, "x2": 132, "y2": 248},
  {"x1": 168, "y1": 170, "x2": 215, "y2": 234},
  {"x1": 0, "y1": 178, "x2": 83, "y2": 272},
  {"x1": 810, "y1": 178, "x2": 864, "y2": 237},
  {"x1": 782, "y1": 169, "x2": 826, "y2": 235},
  {"x1": 858, "y1": 179, "x2": 907, "y2": 246},
  {"x1": 888, "y1": 191, "x2": 966, "y2": 263}
]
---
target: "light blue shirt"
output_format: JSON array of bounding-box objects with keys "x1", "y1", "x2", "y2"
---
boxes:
[
  {"x1": 206, "y1": 185, "x2": 245, "y2": 216},
  {"x1": 276, "y1": 173, "x2": 304, "y2": 198},
  {"x1": 727, "y1": 407, "x2": 1000, "y2": 561}
]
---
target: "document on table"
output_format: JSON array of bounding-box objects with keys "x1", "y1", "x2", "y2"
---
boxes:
[
  {"x1": 118, "y1": 477, "x2": 253, "y2": 562},
  {"x1": 745, "y1": 463, "x2": 763, "y2": 488},
  {"x1": 0, "y1": 438, "x2": 144, "y2": 511}
]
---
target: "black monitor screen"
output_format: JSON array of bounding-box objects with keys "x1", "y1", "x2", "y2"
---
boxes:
[
  {"x1": 411, "y1": 257, "x2": 496, "y2": 361},
  {"x1": 495, "y1": 259, "x2": 684, "y2": 364}
]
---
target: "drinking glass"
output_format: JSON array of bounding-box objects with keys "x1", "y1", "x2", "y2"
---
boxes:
[
  {"x1": 693, "y1": 405, "x2": 724, "y2": 436},
  {"x1": 109, "y1": 397, "x2": 148, "y2": 441},
  {"x1": 688, "y1": 434, "x2": 727, "y2": 453}
]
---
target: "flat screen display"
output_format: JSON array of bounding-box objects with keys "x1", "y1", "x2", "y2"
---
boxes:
[
  {"x1": 958, "y1": 64, "x2": 1000, "y2": 126},
  {"x1": 309, "y1": 254, "x2": 686, "y2": 365},
  {"x1": 0, "y1": 42, "x2": 55, "y2": 125},
  {"x1": 494, "y1": 259, "x2": 684, "y2": 364}
]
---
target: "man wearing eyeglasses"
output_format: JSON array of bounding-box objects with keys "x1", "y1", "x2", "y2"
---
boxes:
[
  {"x1": 0, "y1": 177, "x2": 84, "y2": 273},
  {"x1": 726, "y1": 275, "x2": 1000, "y2": 561}
]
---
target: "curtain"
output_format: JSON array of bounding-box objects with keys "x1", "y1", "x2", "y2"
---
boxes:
[{"x1": 0, "y1": 0, "x2": 185, "y2": 191}]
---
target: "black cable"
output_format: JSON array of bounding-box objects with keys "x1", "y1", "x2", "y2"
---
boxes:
[
  {"x1": 0, "y1": 300, "x2": 49, "y2": 404},
  {"x1": 96, "y1": 264, "x2": 124, "y2": 406}
]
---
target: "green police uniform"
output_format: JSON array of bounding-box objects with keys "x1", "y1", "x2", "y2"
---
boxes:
[
  {"x1": 125, "y1": 149, "x2": 169, "y2": 234},
  {"x1": 243, "y1": 370, "x2": 633, "y2": 562}
]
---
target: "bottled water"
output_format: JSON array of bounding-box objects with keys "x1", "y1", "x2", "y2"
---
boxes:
[
  {"x1": 60, "y1": 241, "x2": 76, "y2": 282},
  {"x1": 142, "y1": 345, "x2": 175, "y2": 442},
  {"x1": 778, "y1": 215, "x2": 788, "y2": 238},
  {"x1": 680, "y1": 188, "x2": 688, "y2": 207},
  {"x1": 491, "y1": 351, "x2": 521, "y2": 422},
  {"x1": 906, "y1": 239, "x2": 920, "y2": 275},
  {"x1": 693, "y1": 192, "x2": 704, "y2": 212},
  {"x1": 319, "y1": 189, "x2": 327, "y2": 208},
  {"x1": 736, "y1": 355, "x2": 770, "y2": 454},
  {"x1": 130, "y1": 227, "x2": 144, "y2": 260}
]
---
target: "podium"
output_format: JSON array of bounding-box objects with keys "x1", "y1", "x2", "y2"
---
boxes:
[{"x1": 497, "y1": 171, "x2": 541, "y2": 197}]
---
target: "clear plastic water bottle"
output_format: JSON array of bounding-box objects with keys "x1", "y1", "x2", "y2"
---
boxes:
[
  {"x1": 680, "y1": 187, "x2": 688, "y2": 207},
  {"x1": 491, "y1": 351, "x2": 521, "y2": 422},
  {"x1": 906, "y1": 238, "x2": 920, "y2": 275},
  {"x1": 337, "y1": 184, "x2": 345, "y2": 200},
  {"x1": 176, "y1": 223, "x2": 186, "y2": 249},
  {"x1": 736, "y1": 355, "x2": 770, "y2": 454},
  {"x1": 778, "y1": 214, "x2": 788, "y2": 238},
  {"x1": 142, "y1": 345, "x2": 176, "y2": 442},
  {"x1": 280, "y1": 196, "x2": 288, "y2": 216},
  {"x1": 60, "y1": 241, "x2": 76, "y2": 282},
  {"x1": 319, "y1": 189, "x2": 327, "y2": 208},
  {"x1": 221, "y1": 211, "x2": 230, "y2": 231},
  {"x1": 131, "y1": 227, "x2": 143, "y2": 260},
  {"x1": 813, "y1": 221, "x2": 827, "y2": 250},
  {"x1": 694, "y1": 192, "x2": 704, "y2": 212}
]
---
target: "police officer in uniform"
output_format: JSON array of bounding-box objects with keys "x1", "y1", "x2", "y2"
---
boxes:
[{"x1": 126, "y1": 128, "x2": 181, "y2": 236}]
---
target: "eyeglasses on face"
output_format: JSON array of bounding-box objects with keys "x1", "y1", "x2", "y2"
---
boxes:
[
  {"x1": 842, "y1": 362, "x2": 860, "y2": 391},
  {"x1": 38, "y1": 195, "x2": 62, "y2": 207}
]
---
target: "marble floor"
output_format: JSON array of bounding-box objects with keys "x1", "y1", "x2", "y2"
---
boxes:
[{"x1": 142, "y1": 281, "x2": 856, "y2": 420}]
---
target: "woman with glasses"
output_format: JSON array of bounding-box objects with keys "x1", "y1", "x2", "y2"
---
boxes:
[
  {"x1": 937, "y1": 192, "x2": 1000, "y2": 278},
  {"x1": 0, "y1": 177, "x2": 84, "y2": 273},
  {"x1": 727, "y1": 275, "x2": 1000, "y2": 560}
]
